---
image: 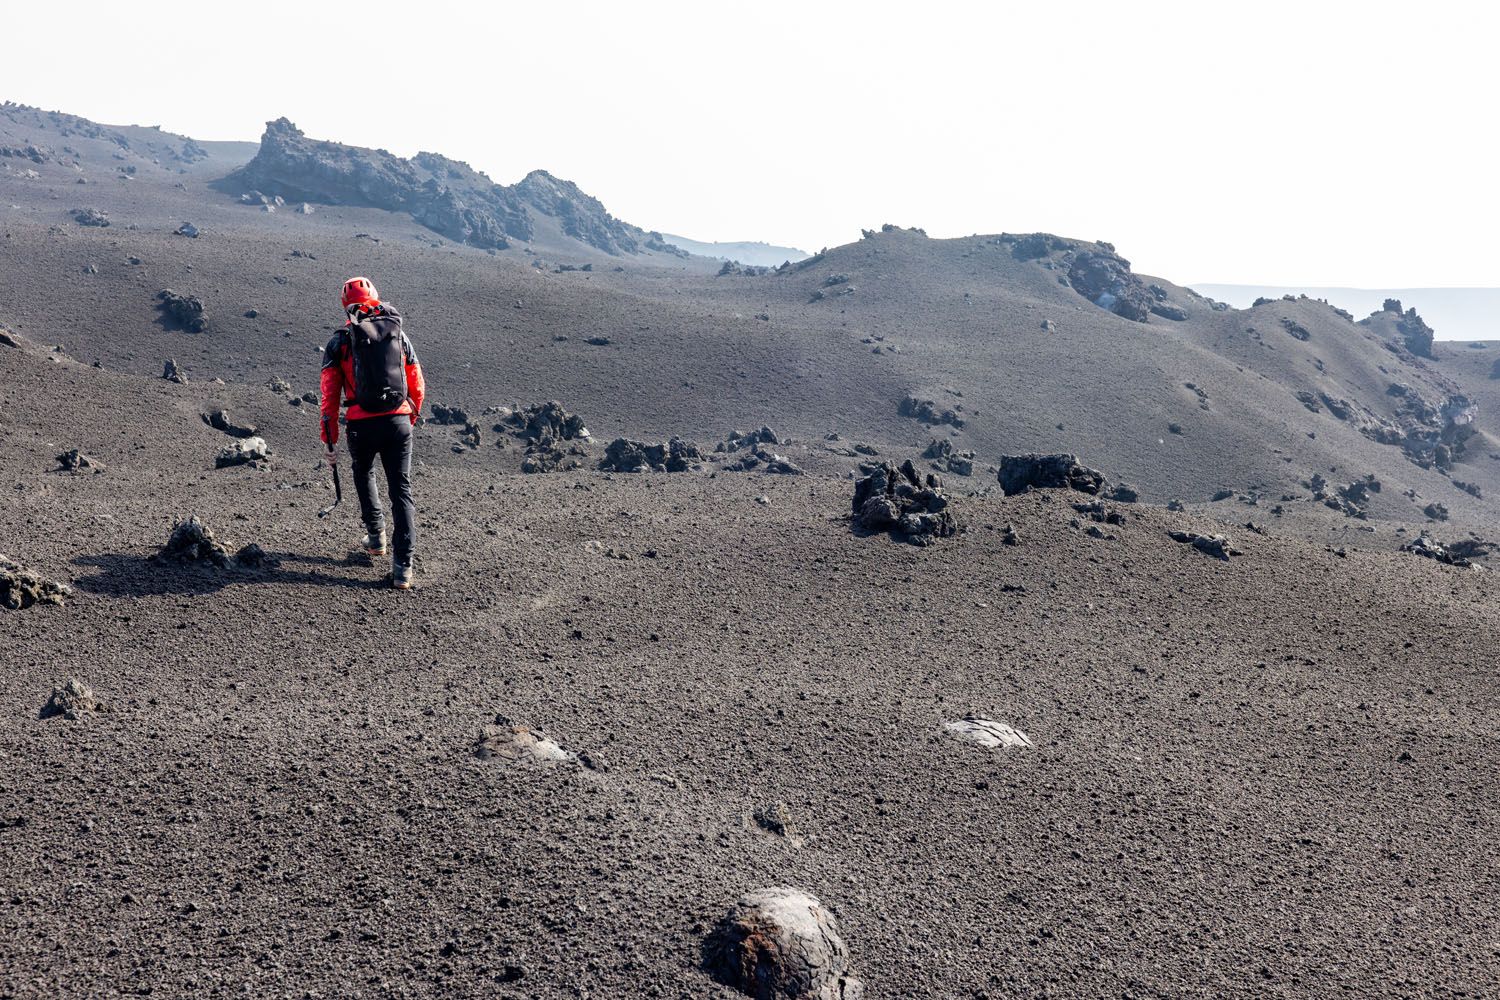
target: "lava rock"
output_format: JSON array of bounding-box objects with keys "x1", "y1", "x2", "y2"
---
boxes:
[
  {"x1": 39, "y1": 679, "x2": 100, "y2": 720},
  {"x1": 498, "y1": 401, "x2": 590, "y2": 443},
  {"x1": 753, "y1": 802, "x2": 796, "y2": 838},
  {"x1": 599, "y1": 437, "x2": 704, "y2": 473},
  {"x1": 1, "y1": 556, "x2": 72, "y2": 610},
  {"x1": 71, "y1": 207, "x2": 110, "y2": 227},
  {"x1": 1455, "y1": 480, "x2": 1484, "y2": 500},
  {"x1": 1320, "y1": 394, "x2": 1357, "y2": 421},
  {"x1": 497, "y1": 403, "x2": 592, "y2": 472},
  {"x1": 997, "y1": 453, "x2": 1107, "y2": 496},
  {"x1": 720, "y1": 427, "x2": 782, "y2": 453},
  {"x1": 899, "y1": 395, "x2": 964, "y2": 428},
  {"x1": 162, "y1": 359, "x2": 188, "y2": 384},
  {"x1": 1341, "y1": 474, "x2": 1381, "y2": 507},
  {"x1": 1167, "y1": 530, "x2": 1240, "y2": 560},
  {"x1": 1280, "y1": 318, "x2": 1311, "y2": 342},
  {"x1": 0, "y1": 143, "x2": 51, "y2": 164},
  {"x1": 1009, "y1": 232, "x2": 1072, "y2": 260},
  {"x1": 56, "y1": 448, "x2": 102, "y2": 473},
  {"x1": 215, "y1": 437, "x2": 271, "y2": 469},
  {"x1": 704, "y1": 887, "x2": 864, "y2": 1000},
  {"x1": 1383, "y1": 298, "x2": 1436, "y2": 358},
  {"x1": 1073, "y1": 501, "x2": 1127, "y2": 525},
  {"x1": 234, "y1": 543, "x2": 276, "y2": 569},
  {"x1": 475, "y1": 715, "x2": 574, "y2": 764},
  {"x1": 852, "y1": 460, "x2": 957, "y2": 545},
  {"x1": 156, "y1": 289, "x2": 208, "y2": 333},
  {"x1": 723, "y1": 447, "x2": 804, "y2": 475},
  {"x1": 175, "y1": 222, "x2": 199, "y2": 238},
  {"x1": 922, "y1": 438, "x2": 975, "y2": 476},
  {"x1": 1423, "y1": 502, "x2": 1450, "y2": 522},
  {"x1": 944, "y1": 716, "x2": 1033, "y2": 749},
  {"x1": 718, "y1": 261, "x2": 771, "y2": 277},
  {"x1": 1068, "y1": 249, "x2": 1153, "y2": 322},
  {"x1": 202, "y1": 410, "x2": 258, "y2": 438},
  {"x1": 1401, "y1": 533, "x2": 1482, "y2": 568},
  {"x1": 1308, "y1": 473, "x2": 1381, "y2": 519},
  {"x1": 160, "y1": 516, "x2": 232, "y2": 567},
  {"x1": 520, "y1": 442, "x2": 589, "y2": 474},
  {"x1": 427, "y1": 403, "x2": 470, "y2": 426},
  {"x1": 720, "y1": 425, "x2": 780, "y2": 452},
  {"x1": 1441, "y1": 395, "x2": 1478, "y2": 433}
]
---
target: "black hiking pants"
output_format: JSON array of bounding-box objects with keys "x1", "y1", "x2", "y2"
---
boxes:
[{"x1": 346, "y1": 414, "x2": 415, "y2": 566}]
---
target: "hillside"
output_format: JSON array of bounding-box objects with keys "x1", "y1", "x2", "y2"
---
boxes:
[
  {"x1": 5, "y1": 110, "x2": 1492, "y2": 539},
  {"x1": 220, "y1": 117, "x2": 702, "y2": 263},
  {"x1": 2, "y1": 105, "x2": 1498, "y2": 999},
  {"x1": 1194, "y1": 283, "x2": 1500, "y2": 344}
]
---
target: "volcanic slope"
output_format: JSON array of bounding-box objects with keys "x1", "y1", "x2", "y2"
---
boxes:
[
  {"x1": 3, "y1": 106, "x2": 1495, "y2": 544},
  {"x1": 1, "y1": 330, "x2": 1498, "y2": 999},
  {"x1": 1, "y1": 102, "x2": 1498, "y2": 999}
]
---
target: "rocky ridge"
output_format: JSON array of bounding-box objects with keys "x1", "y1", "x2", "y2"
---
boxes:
[{"x1": 226, "y1": 118, "x2": 688, "y2": 257}]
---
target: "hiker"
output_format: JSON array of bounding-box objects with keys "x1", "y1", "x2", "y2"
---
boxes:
[{"x1": 319, "y1": 277, "x2": 426, "y2": 589}]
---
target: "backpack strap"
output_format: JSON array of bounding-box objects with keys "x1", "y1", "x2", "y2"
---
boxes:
[{"x1": 320, "y1": 328, "x2": 350, "y2": 370}]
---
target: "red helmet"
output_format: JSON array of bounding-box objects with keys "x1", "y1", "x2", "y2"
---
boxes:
[{"x1": 341, "y1": 276, "x2": 379, "y2": 310}]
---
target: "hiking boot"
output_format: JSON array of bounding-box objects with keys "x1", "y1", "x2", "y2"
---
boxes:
[
  {"x1": 360, "y1": 530, "x2": 387, "y2": 556},
  {"x1": 392, "y1": 559, "x2": 414, "y2": 591}
]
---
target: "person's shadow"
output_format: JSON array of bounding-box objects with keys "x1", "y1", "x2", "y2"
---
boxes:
[{"x1": 71, "y1": 550, "x2": 385, "y2": 599}]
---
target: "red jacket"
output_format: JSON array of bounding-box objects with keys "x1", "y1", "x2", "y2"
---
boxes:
[{"x1": 319, "y1": 303, "x2": 425, "y2": 446}]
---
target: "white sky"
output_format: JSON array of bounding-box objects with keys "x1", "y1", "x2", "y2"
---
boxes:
[{"x1": 8, "y1": 0, "x2": 1497, "y2": 286}]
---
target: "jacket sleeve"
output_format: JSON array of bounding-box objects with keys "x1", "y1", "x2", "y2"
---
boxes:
[
  {"x1": 319, "y1": 334, "x2": 345, "y2": 446},
  {"x1": 404, "y1": 334, "x2": 425, "y2": 423}
]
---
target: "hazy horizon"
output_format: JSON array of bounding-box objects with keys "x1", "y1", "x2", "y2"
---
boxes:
[{"x1": 10, "y1": 1, "x2": 1498, "y2": 290}]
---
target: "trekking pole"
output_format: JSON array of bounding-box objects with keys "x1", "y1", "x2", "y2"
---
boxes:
[{"x1": 317, "y1": 416, "x2": 343, "y2": 518}]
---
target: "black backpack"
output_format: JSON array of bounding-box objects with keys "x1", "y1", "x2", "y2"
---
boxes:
[{"x1": 349, "y1": 308, "x2": 408, "y2": 412}]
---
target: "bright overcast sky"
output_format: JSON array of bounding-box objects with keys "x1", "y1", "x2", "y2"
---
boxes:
[{"x1": 8, "y1": 1, "x2": 1495, "y2": 287}]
